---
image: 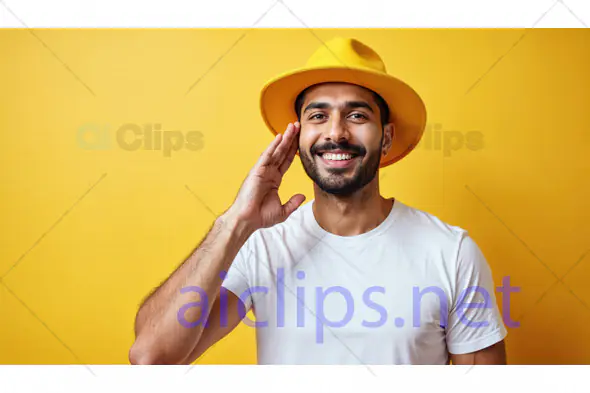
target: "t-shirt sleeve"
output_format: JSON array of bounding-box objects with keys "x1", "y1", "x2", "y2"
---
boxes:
[
  {"x1": 221, "y1": 238, "x2": 254, "y2": 312},
  {"x1": 445, "y1": 233, "x2": 508, "y2": 355}
]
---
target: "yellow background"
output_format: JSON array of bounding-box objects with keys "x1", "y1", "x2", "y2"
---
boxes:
[{"x1": 0, "y1": 29, "x2": 589, "y2": 365}]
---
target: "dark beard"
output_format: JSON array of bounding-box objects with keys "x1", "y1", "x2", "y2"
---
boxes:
[{"x1": 299, "y1": 145, "x2": 382, "y2": 196}]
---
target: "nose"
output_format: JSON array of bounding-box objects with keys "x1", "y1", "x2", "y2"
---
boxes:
[{"x1": 325, "y1": 113, "x2": 350, "y2": 143}]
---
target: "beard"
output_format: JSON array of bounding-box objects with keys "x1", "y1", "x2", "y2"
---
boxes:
[{"x1": 299, "y1": 141, "x2": 382, "y2": 196}]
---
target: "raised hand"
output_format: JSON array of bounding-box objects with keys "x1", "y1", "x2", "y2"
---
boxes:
[{"x1": 225, "y1": 122, "x2": 305, "y2": 231}]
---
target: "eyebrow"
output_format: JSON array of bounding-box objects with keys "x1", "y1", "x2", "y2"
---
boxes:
[{"x1": 303, "y1": 100, "x2": 374, "y2": 114}]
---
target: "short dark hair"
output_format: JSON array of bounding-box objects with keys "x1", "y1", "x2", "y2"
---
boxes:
[{"x1": 294, "y1": 84, "x2": 390, "y2": 127}]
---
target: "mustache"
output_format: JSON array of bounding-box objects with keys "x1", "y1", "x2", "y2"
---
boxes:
[{"x1": 310, "y1": 141, "x2": 366, "y2": 156}]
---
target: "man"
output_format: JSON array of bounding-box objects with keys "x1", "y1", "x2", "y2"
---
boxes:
[{"x1": 129, "y1": 37, "x2": 507, "y2": 365}]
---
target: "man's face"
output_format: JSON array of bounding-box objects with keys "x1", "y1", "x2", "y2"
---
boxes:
[{"x1": 298, "y1": 83, "x2": 388, "y2": 196}]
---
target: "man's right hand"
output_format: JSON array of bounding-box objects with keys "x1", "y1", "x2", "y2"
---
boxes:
[{"x1": 224, "y1": 122, "x2": 306, "y2": 232}]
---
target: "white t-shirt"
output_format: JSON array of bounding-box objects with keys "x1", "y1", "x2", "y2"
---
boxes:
[{"x1": 221, "y1": 198, "x2": 507, "y2": 365}]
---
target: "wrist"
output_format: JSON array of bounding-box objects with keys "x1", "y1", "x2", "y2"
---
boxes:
[{"x1": 217, "y1": 209, "x2": 256, "y2": 243}]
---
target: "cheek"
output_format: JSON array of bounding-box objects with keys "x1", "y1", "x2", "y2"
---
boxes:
[
  {"x1": 357, "y1": 128, "x2": 382, "y2": 151},
  {"x1": 298, "y1": 129, "x2": 319, "y2": 153}
]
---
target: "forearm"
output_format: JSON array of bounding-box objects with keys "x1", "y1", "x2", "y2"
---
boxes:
[{"x1": 129, "y1": 212, "x2": 253, "y2": 364}]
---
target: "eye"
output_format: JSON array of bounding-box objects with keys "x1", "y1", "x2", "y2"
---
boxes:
[
  {"x1": 309, "y1": 113, "x2": 326, "y2": 120},
  {"x1": 349, "y1": 113, "x2": 368, "y2": 120}
]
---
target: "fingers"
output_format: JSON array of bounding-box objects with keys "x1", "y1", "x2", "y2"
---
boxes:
[
  {"x1": 279, "y1": 128, "x2": 300, "y2": 175},
  {"x1": 256, "y1": 122, "x2": 300, "y2": 170},
  {"x1": 270, "y1": 122, "x2": 299, "y2": 167},
  {"x1": 256, "y1": 132, "x2": 283, "y2": 168}
]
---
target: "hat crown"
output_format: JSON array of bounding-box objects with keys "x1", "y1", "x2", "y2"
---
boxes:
[{"x1": 304, "y1": 37, "x2": 386, "y2": 73}]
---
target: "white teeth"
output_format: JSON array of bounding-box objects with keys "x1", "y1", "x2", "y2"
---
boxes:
[{"x1": 323, "y1": 153, "x2": 353, "y2": 161}]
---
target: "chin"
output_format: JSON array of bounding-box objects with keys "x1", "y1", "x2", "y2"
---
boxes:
[{"x1": 315, "y1": 176, "x2": 365, "y2": 196}]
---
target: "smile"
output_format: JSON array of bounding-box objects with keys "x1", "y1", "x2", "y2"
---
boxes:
[
  {"x1": 324, "y1": 152, "x2": 355, "y2": 160},
  {"x1": 316, "y1": 152, "x2": 361, "y2": 168}
]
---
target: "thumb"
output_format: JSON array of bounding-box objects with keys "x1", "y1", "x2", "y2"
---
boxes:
[{"x1": 281, "y1": 194, "x2": 306, "y2": 220}]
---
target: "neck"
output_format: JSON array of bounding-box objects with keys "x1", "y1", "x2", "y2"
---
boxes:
[{"x1": 311, "y1": 177, "x2": 394, "y2": 237}]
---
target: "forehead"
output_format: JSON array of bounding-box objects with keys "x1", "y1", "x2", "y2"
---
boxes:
[{"x1": 302, "y1": 82, "x2": 375, "y2": 106}]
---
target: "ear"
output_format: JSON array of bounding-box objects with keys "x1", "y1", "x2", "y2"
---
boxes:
[{"x1": 381, "y1": 122, "x2": 395, "y2": 156}]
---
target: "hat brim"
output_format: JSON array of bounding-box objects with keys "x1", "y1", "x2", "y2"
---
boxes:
[{"x1": 260, "y1": 66, "x2": 427, "y2": 167}]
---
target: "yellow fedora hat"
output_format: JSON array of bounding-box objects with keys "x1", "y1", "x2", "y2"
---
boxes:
[{"x1": 259, "y1": 36, "x2": 427, "y2": 167}]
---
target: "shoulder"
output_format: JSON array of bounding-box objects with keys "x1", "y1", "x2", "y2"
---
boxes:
[
  {"x1": 397, "y1": 202, "x2": 494, "y2": 291},
  {"x1": 394, "y1": 201, "x2": 491, "y2": 274},
  {"x1": 400, "y1": 202, "x2": 491, "y2": 273},
  {"x1": 395, "y1": 200, "x2": 468, "y2": 246}
]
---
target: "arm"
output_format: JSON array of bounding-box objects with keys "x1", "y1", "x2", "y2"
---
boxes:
[
  {"x1": 182, "y1": 290, "x2": 244, "y2": 364},
  {"x1": 128, "y1": 214, "x2": 253, "y2": 365},
  {"x1": 450, "y1": 340, "x2": 507, "y2": 365},
  {"x1": 445, "y1": 234, "x2": 508, "y2": 365},
  {"x1": 129, "y1": 121, "x2": 304, "y2": 365}
]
